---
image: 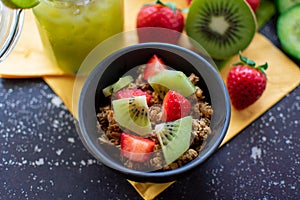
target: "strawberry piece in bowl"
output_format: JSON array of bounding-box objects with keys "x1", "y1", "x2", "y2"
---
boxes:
[
  {"x1": 115, "y1": 88, "x2": 152, "y2": 105},
  {"x1": 120, "y1": 133, "x2": 155, "y2": 162},
  {"x1": 143, "y1": 54, "x2": 167, "y2": 81},
  {"x1": 162, "y1": 90, "x2": 191, "y2": 122}
]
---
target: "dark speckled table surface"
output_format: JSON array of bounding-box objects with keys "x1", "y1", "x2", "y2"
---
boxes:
[{"x1": 0, "y1": 16, "x2": 299, "y2": 199}]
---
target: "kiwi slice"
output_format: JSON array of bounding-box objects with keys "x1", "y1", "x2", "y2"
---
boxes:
[
  {"x1": 277, "y1": 4, "x2": 300, "y2": 61},
  {"x1": 112, "y1": 96, "x2": 152, "y2": 136},
  {"x1": 186, "y1": 0, "x2": 257, "y2": 60},
  {"x1": 2, "y1": 0, "x2": 40, "y2": 9},
  {"x1": 155, "y1": 116, "x2": 193, "y2": 165},
  {"x1": 102, "y1": 75, "x2": 133, "y2": 97},
  {"x1": 276, "y1": 0, "x2": 300, "y2": 13},
  {"x1": 148, "y1": 70, "x2": 195, "y2": 98}
]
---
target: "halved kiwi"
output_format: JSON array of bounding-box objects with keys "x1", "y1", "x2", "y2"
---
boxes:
[
  {"x1": 186, "y1": 0, "x2": 257, "y2": 60},
  {"x1": 148, "y1": 70, "x2": 195, "y2": 98},
  {"x1": 155, "y1": 116, "x2": 193, "y2": 165},
  {"x1": 112, "y1": 96, "x2": 152, "y2": 136},
  {"x1": 277, "y1": 4, "x2": 300, "y2": 61}
]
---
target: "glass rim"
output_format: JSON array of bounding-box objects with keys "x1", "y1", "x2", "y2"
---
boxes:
[{"x1": 0, "y1": 3, "x2": 24, "y2": 62}]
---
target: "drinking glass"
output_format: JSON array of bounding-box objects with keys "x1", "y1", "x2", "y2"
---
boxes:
[
  {"x1": 0, "y1": 1, "x2": 24, "y2": 62},
  {"x1": 32, "y1": 0, "x2": 124, "y2": 74}
]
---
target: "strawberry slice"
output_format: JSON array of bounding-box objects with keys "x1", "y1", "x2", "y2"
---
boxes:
[
  {"x1": 162, "y1": 90, "x2": 191, "y2": 122},
  {"x1": 115, "y1": 88, "x2": 152, "y2": 105},
  {"x1": 143, "y1": 54, "x2": 167, "y2": 81},
  {"x1": 120, "y1": 133, "x2": 155, "y2": 162}
]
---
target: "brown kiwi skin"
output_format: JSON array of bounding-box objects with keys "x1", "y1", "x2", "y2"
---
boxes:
[{"x1": 244, "y1": 0, "x2": 258, "y2": 28}]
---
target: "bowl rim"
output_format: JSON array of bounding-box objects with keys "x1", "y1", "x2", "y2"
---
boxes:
[{"x1": 78, "y1": 42, "x2": 231, "y2": 182}]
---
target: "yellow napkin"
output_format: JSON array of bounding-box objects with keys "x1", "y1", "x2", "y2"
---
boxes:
[
  {"x1": 0, "y1": 11, "x2": 65, "y2": 77},
  {"x1": 128, "y1": 32, "x2": 300, "y2": 199},
  {"x1": 1, "y1": 1, "x2": 300, "y2": 200}
]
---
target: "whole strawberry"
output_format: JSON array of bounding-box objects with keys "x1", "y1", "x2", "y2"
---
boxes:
[
  {"x1": 227, "y1": 52, "x2": 268, "y2": 110},
  {"x1": 136, "y1": 0, "x2": 184, "y2": 43},
  {"x1": 246, "y1": 0, "x2": 260, "y2": 11},
  {"x1": 120, "y1": 133, "x2": 155, "y2": 162}
]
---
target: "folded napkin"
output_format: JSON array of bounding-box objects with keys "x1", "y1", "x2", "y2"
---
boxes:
[
  {"x1": 0, "y1": 10, "x2": 66, "y2": 77},
  {"x1": 0, "y1": 1, "x2": 299, "y2": 200}
]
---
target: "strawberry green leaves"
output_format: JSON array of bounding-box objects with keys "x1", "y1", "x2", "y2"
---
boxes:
[{"x1": 233, "y1": 51, "x2": 268, "y2": 75}]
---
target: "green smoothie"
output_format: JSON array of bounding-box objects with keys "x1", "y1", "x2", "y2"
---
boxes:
[{"x1": 33, "y1": 0, "x2": 124, "y2": 74}]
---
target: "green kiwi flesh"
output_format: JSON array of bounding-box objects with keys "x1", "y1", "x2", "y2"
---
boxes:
[
  {"x1": 277, "y1": 4, "x2": 300, "y2": 61},
  {"x1": 276, "y1": 0, "x2": 300, "y2": 13},
  {"x1": 112, "y1": 96, "x2": 152, "y2": 136},
  {"x1": 102, "y1": 75, "x2": 133, "y2": 97},
  {"x1": 149, "y1": 84, "x2": 169, "y2": 100},
  {"x1": 148, "y1": 70, "x2": 195, "y2": 98},
  {"x1": 155, "y1": 116, "x2": 193, "y2": 165},
  {"x1": 186, "y1": 0, "x2": 257, "y2": 60}
]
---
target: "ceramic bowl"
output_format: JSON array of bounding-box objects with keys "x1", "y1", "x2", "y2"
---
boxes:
[{"x1": 77, "y1": 43, "x2": 231, "y2": 183}]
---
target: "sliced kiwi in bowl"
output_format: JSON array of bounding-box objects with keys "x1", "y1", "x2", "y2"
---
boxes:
[
  {"x1": 186, "y1": 0, "x2": 257, "y2": 60},
  {"x1": 155, "y1": 116, "x2": 193, "y2": 165},
  {"x1": 102, "y1": 75, "x2": 133, "y2": 97},
  {"x1": 112, "y1": 95, "x2": 152, "y2": 136},
  {"x1": 148, "y1": 69, "x2": 196, "y2": 98}
]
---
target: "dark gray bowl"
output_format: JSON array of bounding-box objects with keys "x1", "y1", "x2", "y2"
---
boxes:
[{"x1": 78, "y1": 43, "x2": 230, "y2": 183}]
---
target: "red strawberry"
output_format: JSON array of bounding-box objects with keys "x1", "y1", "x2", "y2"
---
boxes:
[
  {"x1": 120, "y1": 133, "x2": 155, "y2": 162},
  {"x1": 162, "y1": 90, "x2": 191, "y2": 122},
  {"x1": 143, "y1": 54, "x2": 167, "y2": 81},
  {"x1": 186, "y1": 0, "x2": 192, "y2": 5},
  {"x1": 136, "y1": 0, "x2": 184, "y2": 43},
  {"x1": 115, "y1": 88, "x2": 152, "y2": 105},
  {"x1": 227, "y1": 52, "x2": 268, "y2": 110},
  {"x1": 246, "y1": 0, "x2": 260, "y2": 11}
]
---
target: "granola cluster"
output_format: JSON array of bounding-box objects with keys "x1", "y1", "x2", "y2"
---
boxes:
[{"x1": 96, "y1": 67, "x2": 213, "y2": 171}]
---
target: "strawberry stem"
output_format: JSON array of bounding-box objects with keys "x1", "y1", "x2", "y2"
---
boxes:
[
  {"x1": 156, "y1": 0, "x2": 164, "y2": 6},
  {"x1": 156, "y1": 0, "x2": 178, "y2": 13},
  {"x1": 165, "y1": 2, "x2": 177, "y2": 11},
  {"x1": 181, "y1": 7, "x2": 189, "y2": 13},
  {"x1": 239, "y1": 51, "x2": 256, "y2": 67},
  {"x1": 233, "y1": 51, "x2": 268, "y2": 75},
  {"x1": 256, "y1": 62, "x2": 268, "y2": 75}
]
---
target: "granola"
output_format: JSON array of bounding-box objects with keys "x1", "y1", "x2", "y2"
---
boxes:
[{"x1": 96, "y1": 66, "x2": 213, "y2": 171}]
